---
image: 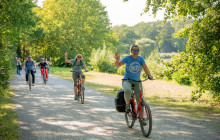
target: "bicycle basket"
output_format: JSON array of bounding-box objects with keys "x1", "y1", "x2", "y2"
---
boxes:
[{"x1": 115, "y1": 89, "x2": 126, "y2": 112}]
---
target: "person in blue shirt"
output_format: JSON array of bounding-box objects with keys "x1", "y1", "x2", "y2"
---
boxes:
[
  {"x1": 114, "y1": 44, "x2": 153, "y2": 112},
  {"x1": 25, "y1": 56, "x2": 36, "y2": 86}
]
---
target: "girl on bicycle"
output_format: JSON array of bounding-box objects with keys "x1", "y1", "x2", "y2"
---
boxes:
[
  {"x1": 114, "y1": 44, "x2": 153, "y2": 112},
  {"x1": 38, "y1": 58, "x2": 48, "y2": 80},
  {"x1": 65, "y1": 52, "x2": 88, "y2": 100}
]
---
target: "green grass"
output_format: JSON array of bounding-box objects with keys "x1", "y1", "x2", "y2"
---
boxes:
[
  {"x1": 50, "y1": 66, "x2": 220, "y2": 119},
  {"x1": 0, "y1": 88, "x2": 19, "y2": 140}
]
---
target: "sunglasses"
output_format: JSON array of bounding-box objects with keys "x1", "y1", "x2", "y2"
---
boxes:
[
  {"x1": 78, "y1": 56, "x2": 82, "y2": 58},
  {"x1": 132, "y1": 50, "x2": 139, "y2": 53}
]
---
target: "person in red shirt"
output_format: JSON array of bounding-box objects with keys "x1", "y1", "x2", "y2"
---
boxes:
[{"x1": 38, "y1": 58, "x2": 48, "y2": 80}]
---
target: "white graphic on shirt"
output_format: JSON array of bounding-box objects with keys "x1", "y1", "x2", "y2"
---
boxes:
[{"x1": 129, "y1": 62, "x2": 141, "y2": 73}]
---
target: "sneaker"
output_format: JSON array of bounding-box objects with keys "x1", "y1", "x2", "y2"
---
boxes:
[
  {"x1": 26, "y1": 81, "x2": 28, "y2": 85},
  {"x1": 74, "y1": 94, "x2": 78, "y2": 100},
  {"x1": 32, "y1": 83, "x2": 35, "y2": 86},
  {"x1": 125, "y1": 104, "x2": 131, "y2": 112}
]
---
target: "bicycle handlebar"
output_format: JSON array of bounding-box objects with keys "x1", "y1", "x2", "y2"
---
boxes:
[{"x1": 122, "y1": 78, "x2": 154, "y2": 82}]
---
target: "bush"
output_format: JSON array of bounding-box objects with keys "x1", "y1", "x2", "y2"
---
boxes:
[
  {"x1": 117, "y1": 65, "x2": 125, "y2": 75},
  {"x1": 172, "y1": 70, "x2": 192, "y2": 85},
  {"x1": 0, "y1": 50, "x2": 11, "y2": 96},
  {"x1": 141, "y1": 49, "x2": 166, "y2": 79},
  {"x1": 97, "y1": 61, "x2": 117, "y2": 73},
  {"x1": 89, "y1": 46, "x2": 117, "y2": 73}
]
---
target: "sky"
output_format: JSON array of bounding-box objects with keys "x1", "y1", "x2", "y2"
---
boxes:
[{"x1": 36, "y1": 0, "x2": 164, "y2": 26}]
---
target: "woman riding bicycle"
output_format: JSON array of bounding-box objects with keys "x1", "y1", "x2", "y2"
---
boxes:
[
  {"x1": 114, "y1": 44, "x2": 153, "y2": 112},
  {"x1": 38, "y1": 58, "x2": 48, "y2": 81},
  {"x1": 65, "y1": 52, "x2": 88, "y2": 100}
]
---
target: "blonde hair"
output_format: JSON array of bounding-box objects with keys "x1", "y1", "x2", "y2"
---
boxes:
[{"x1": 75, "y1": 54, "x2": 83, "y2": 60}]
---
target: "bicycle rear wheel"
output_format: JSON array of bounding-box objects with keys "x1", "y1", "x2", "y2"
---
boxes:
[
  {"x1": 125, "y1": 104, "x2": 135, "y2": 128},
  {"x1": 139, "y1": 101, "x2": 152, "y2": 137}
]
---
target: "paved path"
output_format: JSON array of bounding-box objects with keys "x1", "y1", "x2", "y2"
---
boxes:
[{"x1": 11, "y1": 70, "x2": 220, "y2": 140}]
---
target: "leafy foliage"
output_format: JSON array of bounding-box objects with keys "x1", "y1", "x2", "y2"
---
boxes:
[
  {"x1": 128, "y1": 0, "x2": 220, "y2": 101},
  {"x1": 35, "y1": 0, "x2": 118, "y2": 64},
  {"x1": 89, "y1": 46, "x2": 117, "y2": 73}
]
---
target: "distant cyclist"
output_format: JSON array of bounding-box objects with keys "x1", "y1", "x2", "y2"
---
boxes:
[
  {"x1": 65, "y1": 52, "x2": 88, "y2": 100},
  {"x1": 114, "y1": 44, "x2": 153, "y2": 112},
  {"x1": 25, "y1": 56, "x2": 36, "y2": 86},
  {"x1": 38, "y1": 58, "x2": 48, "y2": 81},
  {"x1": 45, "y1": 58, "x2": 50, "y2": 73}
]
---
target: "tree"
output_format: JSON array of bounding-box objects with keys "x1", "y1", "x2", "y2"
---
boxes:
[
  {"x1": 124, "y1": 0, "x2": 220, "y2": 100},
  {"x1": 35, "y1": 0, "x2": 118, "y2": 65},
  {"x1": 157, "y1": 22, "x2": 176, "y2": 52},
  {"x1": 0, "y1": 0, "x2": 37, "y2": 95}
]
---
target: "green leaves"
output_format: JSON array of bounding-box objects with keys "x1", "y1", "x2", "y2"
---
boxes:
[{"x1": 36, "y1": 0, "x2": 118, "y2": 64}]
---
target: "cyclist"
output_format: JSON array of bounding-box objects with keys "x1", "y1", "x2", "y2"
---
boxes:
[
  {"x1": 45, "y1": 58, "x2": 51, "y2": 73},
  {"x1": 25, "y1": 56, "x2": 36, "y2": 86},
  {"x1": 114, "y1": 44, "x2": 153, "y2": 112},
  {"x1": 65, "y1": 52, "x2": 88, "y2": 100},
  {"x1": 38, "y1": 58, "x2": 48, "y2": 81}
]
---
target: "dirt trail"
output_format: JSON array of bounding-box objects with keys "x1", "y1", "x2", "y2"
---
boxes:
[{"x1": 11, "y1": 70, "x2": 220, "y2": 140}]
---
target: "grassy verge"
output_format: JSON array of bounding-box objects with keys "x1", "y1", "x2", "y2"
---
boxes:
[
  {"x1": 50, "y1": 66, "x2": 220, "y2": 119},
  {"x1": 0, "y1": 89, "x2": 19, "y2": 140},
  {"x1": 0, "y1": 68, "x2": 19, "y2": 140}
]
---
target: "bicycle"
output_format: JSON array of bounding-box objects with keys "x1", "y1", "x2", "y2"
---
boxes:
[
  {"x1": 123, "y1": 78, "x2": 152, "y2": 137},
  {"x1": 42, "y1": 68, "x2": 47, "y2": 84},
  {"x1": 70, "y1": 71, "x2": 85, "y2": 104},
  {"x1": 28, "y1": 70, "x2": 32, "y2": 91}
]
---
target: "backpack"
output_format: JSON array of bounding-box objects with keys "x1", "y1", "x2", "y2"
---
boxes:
[
  {"x1": 73, "y1": 59, "x2": 83, "y2": 67},
  {"x1": 115, "y1": 89, "x2": 126, "y2": 112}
]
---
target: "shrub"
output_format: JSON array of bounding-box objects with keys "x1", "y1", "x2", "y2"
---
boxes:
[
  {"x1": 89, "y1": 46, "x2": 117, "y2": 73},
  {"x1": 172, "y1": 70, "x2": 192, "y2": 85},
  {"x1": 117, "y1": 65, "x2": 125, "y2": 75}
]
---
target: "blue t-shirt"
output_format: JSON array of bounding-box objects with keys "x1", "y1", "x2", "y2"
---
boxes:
[
  {"x1": 121, "y1": 55, "x2": 146, "y2": 81},
  {"x1": 25, "y1": 61, "x2": 35, "y2": 71}
]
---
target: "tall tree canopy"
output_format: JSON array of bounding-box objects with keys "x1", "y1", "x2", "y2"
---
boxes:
[
  {"x1": 35, "y1": 0, "x2": 118, "y2": 64},
  {"x1": 0, "y1": 0, "x2": 37, "y2": 94}
]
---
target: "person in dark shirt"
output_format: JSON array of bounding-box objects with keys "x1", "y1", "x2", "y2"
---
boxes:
[
  {"x1": 38, "y1": 58, "x2": 48, "y2": 80},
  {"x1": 25, "y1": 56, "x2": 36, "y2": 86}
]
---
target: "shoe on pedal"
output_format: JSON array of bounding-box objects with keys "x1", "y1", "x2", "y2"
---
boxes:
[
  {"x1": 74, "y1": 94, "x2": 78, "y2": 100},
  {"x1": 125, "y1": 104, "x2": 131, "y2": 112}
]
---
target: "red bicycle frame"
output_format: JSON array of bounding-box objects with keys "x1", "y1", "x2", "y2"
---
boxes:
[
  {"x1": 128, "y1": 90, "x2": 149, "y2": 120},
  {"x1": 77, "y1": 75, "x2": 82, "y2": 94}
]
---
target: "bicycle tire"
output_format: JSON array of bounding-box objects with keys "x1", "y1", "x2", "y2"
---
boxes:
[
  {"x1": 81, "y1": 89, "x2": 84, "y2": 104},
  {"x1": 139, "y1": 101, "x2": 152, "y2": 137},
  {"x1": 77, "y1": 86, "x2": 80, "y2": 102},
  {"x1": 43, "y1": 74, "x2": 46, "y2": 84},
  {"x1": 29, "y1": 73, "x2": 31, "y2": 91},
  {"x1": 125, "y1": 104, "x2": 135, "y2": 128}
]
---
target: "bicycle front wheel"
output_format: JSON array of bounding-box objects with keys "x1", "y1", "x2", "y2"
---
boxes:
[
  {"x1": 43, "y1": 74, "x2": 46, "y2": 84},
  {"x1": 139, "y1": 101, "x2": 152, "y2": 137},
  {"x1": 81, "y1": 89, "x2": 84, "y2": 104},
  {"x1": 29, "y1": 73, "x2": 31, "y2": 91},
  {"x1": 125, "y1": 104, "x2": 135, "y2": 128}
]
